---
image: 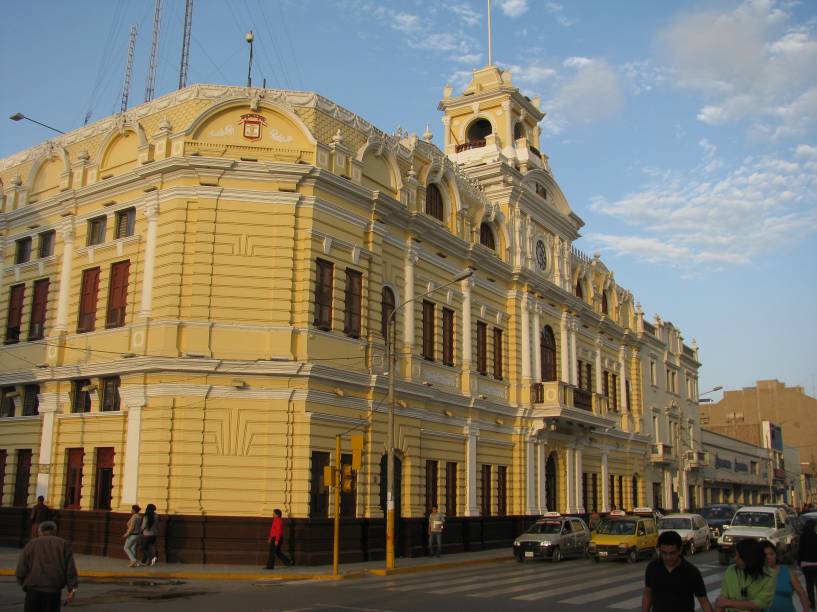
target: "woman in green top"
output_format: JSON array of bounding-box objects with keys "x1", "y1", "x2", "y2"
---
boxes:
[{"x1": 715, "y1": 539, "x2": 776, "y2": 612}]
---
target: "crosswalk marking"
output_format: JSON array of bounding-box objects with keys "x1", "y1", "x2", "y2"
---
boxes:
[
  {"x1": 563, "y1": 569, "x2": 721, "y2": 606},
  {"x1": 431, "y1": 562, "x2": 607, "y2": 595},
  {"x1": 513, "y1": 565, "x2": 648, "y2": 601},
  {"x1": 467, "y1": 562, "x2": 632, "y2": 598},
  {"x1": 392, "y1": 564, "x2": 548, "y2": 592},
  {"x1": 607, "y1": 572, "x2": 722, "y2": 609}
]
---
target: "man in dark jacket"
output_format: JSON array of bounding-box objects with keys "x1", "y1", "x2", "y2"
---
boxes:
[
  {"x1": 15, "y1": 521, "x2": 78, "y2": 612},
  {"x1": 29, "y1": 496, "x2": 51, "y2": 539}
]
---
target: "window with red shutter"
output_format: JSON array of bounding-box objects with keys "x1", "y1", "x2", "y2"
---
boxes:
[
  {"x1": 64, "y1": 448, "x2": 84, "y2": 509},
  {"x1": 343, "y1": 269, "x2": 362, "y2": 338},
  {"x1": 5, "y1": 284, "x2": 25, "y2": 344},
  {"x1": 114, "y1": 208, "x2": 135, "y2": 239},
  {"x1": 94, "y1": 447, "x2": 115, "y2": 510},
  {"x1": 28, "y1": 278, "x2": 49, "y2": 340},
  {"x1": 77, "y1": 267, "x2": 100, "y2": 332},
  {"x1": 313, "y1": 259, "x2": 333, "y2": 330},
  {"x1": 476, "y1": 321, "x2": 487, "y2": 375},
  {"x1": 442, "y1": 308, "x2": 454, "y2": 366},
  {"x1": 497, "y1": 465, "x2": 507, "y2": 515},
  {"x1": 493, "y1": 328, "x2": 503, "y2": 380},
  {"x1": 105, "y1": 260, "x2": 129, "y2": 328},
  {"x1": 13, "y1": 449, "x2": 32, "y2": 507},
  {"x1": 481, "y1": 464, "x2": 492, "y2": 516}
]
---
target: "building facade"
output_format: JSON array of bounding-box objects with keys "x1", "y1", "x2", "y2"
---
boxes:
[
  {"x1": 700, "y1": 429, "x2": 771, "y2": 505},
  {"x1": 0, "y1": 69, "x2": 701, "y2": 563}
]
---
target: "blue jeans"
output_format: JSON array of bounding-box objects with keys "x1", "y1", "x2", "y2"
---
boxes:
[
  {"x1": 124, "y1": 534, "x2": 140, "y2": 563},
  {"x1": 428, "y1": 532, "x2": 442, "y2": 556}
]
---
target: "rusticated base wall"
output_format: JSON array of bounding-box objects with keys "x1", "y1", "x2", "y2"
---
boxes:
[{"x1": 0, "y1": 508, "x2": 540, "y2": 566}]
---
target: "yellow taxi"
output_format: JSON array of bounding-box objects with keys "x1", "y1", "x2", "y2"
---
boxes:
[{"x1": 588, "y1": 512, "x2": 658, "y2": 563}]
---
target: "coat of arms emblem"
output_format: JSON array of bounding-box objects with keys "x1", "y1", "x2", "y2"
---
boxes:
[{"x1": 239, "y1": 113, "x2": 267, "y2": 141}]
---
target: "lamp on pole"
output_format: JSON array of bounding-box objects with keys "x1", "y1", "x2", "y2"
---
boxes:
[
  {"x1": 697, "y1": 385, "x2": 722, "y2": 403},
  {"x1": 245, "y1": 31, "x2": 254, "y2": 88},
  {"x1": 384, "y1": 267, "x2": 474, "y2": 569},
  {"x1": 9, "y1": 113, "x2": 64, "y2": 134}
]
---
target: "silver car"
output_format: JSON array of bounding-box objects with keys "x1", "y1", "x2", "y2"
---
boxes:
[
  {"x1": 657, "y1": 513, "x2": 712, "y2": 555},
  {"x1": 513, "y1": 514, "x2": 590, "y2": 562}
]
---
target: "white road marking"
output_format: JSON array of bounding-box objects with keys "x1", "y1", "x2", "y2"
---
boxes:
[
  {"x1": 513, "y1": 565, "x2": 649, "y2": 601},
  {"x1": 605, "y1": 572, "x2": 721, "y2": 609}
]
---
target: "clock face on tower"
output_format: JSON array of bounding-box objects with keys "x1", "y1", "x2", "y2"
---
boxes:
[{"x1": 536, "y1": 240, "x2": 547, "y2": 271}]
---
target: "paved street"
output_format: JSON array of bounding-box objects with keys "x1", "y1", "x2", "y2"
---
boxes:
[{"x1": 4, "y1": 549, "x2": 808, "y2": 612}]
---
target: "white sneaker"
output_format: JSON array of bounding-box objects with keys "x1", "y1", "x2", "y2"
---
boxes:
[{"x1": 150, "y1": 557, "x2": 157, "y2": 566}]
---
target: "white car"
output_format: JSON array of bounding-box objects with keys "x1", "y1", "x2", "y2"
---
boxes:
[
  {"x1": 657, "y1": 513, "x2": 711, "y2": 555},
  {"x1": 717, "y1": 505, "x2": 798, "y2": 565}
]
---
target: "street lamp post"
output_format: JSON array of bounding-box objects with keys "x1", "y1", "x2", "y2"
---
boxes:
[
  {"x1": 9, "y1": 113, "x2": 64, "y2": 134},
  {"x1": 697, "y1": 385, "x2": 723, "y2": 403},
  {"x1": 245, "y1": 31, "x2": 254, "y2": 88},
  {"x1": 384, "y1": 267, "x2": 473, "y2": 569}
]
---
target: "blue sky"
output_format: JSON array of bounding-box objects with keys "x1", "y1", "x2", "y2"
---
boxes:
[{"x1": 2, "y1": 0, "x2": 816, "y2": 399}]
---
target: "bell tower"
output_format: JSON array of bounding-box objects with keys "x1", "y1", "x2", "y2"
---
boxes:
[{"x1": 439, "y1": 65, "x2": 547, "y2": 172}]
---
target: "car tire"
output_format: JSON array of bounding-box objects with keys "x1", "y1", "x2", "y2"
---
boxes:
[
  {"x1": 718, "y1": 552, "x2": 729, "y2": 566},
  {"x1": 551, "y1": 547, "x2": 561, "y2": 563},
  {"x1": 627, "y1": 549, "x2": 638, "y2": 564}
]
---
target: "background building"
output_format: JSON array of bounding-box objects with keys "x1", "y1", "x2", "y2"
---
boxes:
[{"x1": 700, "y1": 429, "x2": 770, "y2": 505}]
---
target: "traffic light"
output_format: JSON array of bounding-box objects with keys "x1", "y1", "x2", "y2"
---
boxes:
[
  {"x1": 351, "y1": 434, "x2": 364, "y2": 470},
  {"x1": 341, "y1": 464, "x2": 354, "y2": 493}
]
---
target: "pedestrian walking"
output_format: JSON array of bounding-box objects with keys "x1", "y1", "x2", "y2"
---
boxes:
[
  {"x1": 29, "y1": 496, "x2": 52, "y2": 539},
  {"x1": 15, "y1": 521, "x2": 78, "y2": 612},
  {"x1": 800, "y1": 519, "x2": 817, "y2": 610},
  {"x1": 589, "y1": 511, "x2": 601, "y2": 532},
  {"x1": 714, "y1": 539, "x2": 775, "y2": 612},
  {"x1": 139, "y1": 503, "x2": 159, "y2": 566},
  {"x1": 123, "y1": 504, "x2": 142, "y2": 567},
  {"x1": 760, "y1": 539, "x2": 810, "y2": 611},
  {"x1": 642, "y1": 530, "x2": 714, "y2": 612},
  {"x1": 264, "y1": 509, "x2": 293, "y2": 569},
  {"x1": 428, "y1": 505, "x2": 445, "y2": 558}
]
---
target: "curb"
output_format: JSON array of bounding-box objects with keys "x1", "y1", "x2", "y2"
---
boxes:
[
  {"x1": 0, "y1": 568, "x2": 366, "y2": 582},
  {"x1": 366, "y1": 554, "x2": 511, "y2": 576}
]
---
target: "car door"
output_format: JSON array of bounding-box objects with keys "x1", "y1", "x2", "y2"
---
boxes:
[
  {"x1": 636, "y1": 520, "x2": 647, "y2": 555},
  {"x1": 561, "y1": 520, "x2": 575, "y2": 555},
  {"x1": 573, "y1": 519, "x2": 589, "y2": 554}
]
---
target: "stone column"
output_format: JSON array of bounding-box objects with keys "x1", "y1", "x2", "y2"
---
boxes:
[
  {"x1": 575, "y1": 446, "x2": 585, "y2": 513},
  {"x1": 35, "y1": 391, "x2": 62, "y2": 499},
  {"x1": 525, "y1": 436, "x2": 537, "y2": 514},
  {"x1": 520, "y1": 295, "x2": 531, "y2": 383},
  {"x1": 460, "y1": 276, "x2": 474, "y2": 394},
  {"x1": 138, "y1": 196, "x2": 160, "y2": 317},
  {"x1": 560, "y1": 310, "x2": 570, "y2": 382},
  {"x1": 601, "y1": 451, "x2": 610, "y2": 512},
  {"x1": 120, "y1": 385, "x2": 147, "y2": 506},
  {"x1": 532, "y1": 305, "x2": 542, "y2": 383},
  {"x1": 53, "y1": 220, "x2": 76, "y2": 332},
  {"x1": 403, "y1": 247, "x2": 418, "y2": 349},
  {"x1": 618, "y1": 346, "x2": 628, "y2": 413},
  {"x1": 464, "y1": 425, "x2": 479, "y2": 516},
  {"x1": 565, "y1": 446, "x2": 577, "y2": 513}
]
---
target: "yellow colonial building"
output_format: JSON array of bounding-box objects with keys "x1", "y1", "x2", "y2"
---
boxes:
[{"x1": 0, "y1": 67, "x2": 700, "y2": 563}]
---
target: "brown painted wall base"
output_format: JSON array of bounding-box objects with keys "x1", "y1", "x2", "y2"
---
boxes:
[{"x1": 0, "y1": 508, "x2": 540, "y2": 566}]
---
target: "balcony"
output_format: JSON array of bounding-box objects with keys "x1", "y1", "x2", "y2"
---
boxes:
[
  {"x1": 530, "y1": 381, "x2": 618, "y2": 430},
  {"x1": 455, "y1": 139, "x2": 486, "y2": 153},
  {"x1": 685, "y1": 450, "x2": 709, "y2": 468},
  {"x1": 651, "y1": 443, "x2": 674, "y2": 463}
]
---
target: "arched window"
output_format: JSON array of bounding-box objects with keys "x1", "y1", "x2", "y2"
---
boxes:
[
  {"x1": 425, "y1": 184, "x2": 444, "y2": 221},
  {"x1": 479, "y1": 223, "x2": 496, "y2": 250},
  {"x1": 545, "y1": 453, "x2": 558, "y2": 512},
  {"x1": 575, "y1": 279, "x2": 584, "y2": 300},
  {"x1": 601, "y1": 292, "x2": 609, "y2": 315},
  {"x1": 513, "y1": 122, "x2": 525, "y2": 141},
  {"x1": 631, "y1": 475, "x2": 639, "y2": 509},
  {"x1": 381, "y1": 287, "x2": 395, "y2": 339},
  {"x1": 467, "y1": 118, "x2": 492, "y2": 143},
  {"x1": 540, "y1": 325, "x2": 557, "y2": 382}
]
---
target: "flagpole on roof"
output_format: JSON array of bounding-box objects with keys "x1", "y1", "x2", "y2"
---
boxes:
[{"x1": 487, "y1": 0, "x2": 493, "y2": 66}]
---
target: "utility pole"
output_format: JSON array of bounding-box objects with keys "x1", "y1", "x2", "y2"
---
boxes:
[
  {"x1": 178, "y1": 0, "x2": 193, "y2": 89},
  {"x1": 120, "y1": 24, "x2": 138, "y2": 113},
  {"x1": 144, "y1": 0, "x2": 162, "y2": 102}
]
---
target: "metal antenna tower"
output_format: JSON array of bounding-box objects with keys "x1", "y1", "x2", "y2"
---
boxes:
[
  {"x1": 120, "y1": 24, "x2": 138, "y2": 113},
  {"x1": 144, "y1": 0, "x2": 162, "y2": 102},
  {"x1": 178, "y1": 0, "x2": 193, "y2": 89}
]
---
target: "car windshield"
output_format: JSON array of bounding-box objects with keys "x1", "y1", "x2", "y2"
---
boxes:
[
  {"x1": 527, "y1": 521, "x2": 562, "y2": 534},
  {"x1": 701, "y1": 507, "x2": 734, "y2": 520},
  {"x1": 732, "y1": 512, "x2": 774, "y2": 528},
  {"x1": 597, "y1": 520, "x2": 636, "y2": 535},
  {"x1": 659, "y1": 518, "x2": 692, "y2": 530}
]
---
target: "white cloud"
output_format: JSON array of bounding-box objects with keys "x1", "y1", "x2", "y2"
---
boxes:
[
  {"x1": 545, "y1": 2, "x2": 578, "y2": 27},
  {"x1": 659, "y1": 0, "x2": 817, "y2": 139},
  {"x1": 498, "y1": 0, "x2": 528, "y2": 18},
  {"x1": 621, "y1": 60, "x2": 673, "y2": 94},
  {"x1": 587, "y1": 144, "x2": 817, "y2": 268},
  {"x1": 446, "y1": 2, "x2": 481, "y2": 27},
  {"x1": 501, "y1": 62, "x2": 557, "y2": 84},
  {"x1": 563, "y1": 56, "x2": 591, "y2": 68}
]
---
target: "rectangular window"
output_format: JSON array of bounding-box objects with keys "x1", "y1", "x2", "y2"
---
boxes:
[
  {"x1": 425, "y1": 460, "x2": 438, "y2": 515},
  {"x1": 343, "y1": 269, "x2": 362, "y2": 338},
  {"x1": 22, "y1": 384, "x2": 39, "y2": 417},
  {"x1": 15, "y1": 237, "x2": 32, "y2": 264},
  {"x1": 87, "y1": 216, "x2": 107, "y2": 246},
  {"x1": 77, "y1": 267, "x2": 100, "y2": 332},
  {"x1": 64, "y1": 448, "x2": 84, "y2": 509},
  {"x1": 72, "y1": 379, "x2": 92, "y2": 413},
  {"x1": 442, "y1": 308, "x2": 454, "y2": 366},
  {"x1": 422, "y1": 300, "x2": 435, "y2": 360},
  {"x1": 313, "y1": 259, "x2": 333, "y2": 331},
  {"x1": 476, "y1": 321, "x2": 487, "y2": 375},
  {"x1": 309, "y1": 451, "x2": 330, "y2": 518},
  {"x1": 0, "y1": 450, "x2": 6, "y2": 505},
  {"x1": 101, "y1": 377, "x2": 120, "y2": 412},
  {"x1": 114, "y1": 208, "x2": 136, "y2": 239},
  {"x1": 493, "y1": 328, "x2": 503, "y2": 380},
  {"x1": 577, "y1": 360, "x2": 583, "y2": 388},
  {"x1": 341, "y1": 453, "x2": 356, "y2": 518},
  {"x1": 481, "y1": 464, "x2": 492, "y2": 516},
  {"x1": 585, "y1": 363, "x2": 593, "y2": 392},
  {"x1": 497, "y1": 465, "x2": 507, "y2": 515},
  {"x1": 28, "y1": 278, "x2": 49, "y2": 341},
  {"x1": 602, "y1": 370, "x2": 610, "y2": 398},
  {"x1": 611, "y1": 374, "x2": 618, "y2": 411},
  {"x1": 445, "y1": 461, "x2": 457, "y2": 517},
  {"x1": 13, "y1": 449, "x2": 32, "y2": 507},
  {"x1": 0, "y1": 387, "x2": 16, "y2": 417},
  {"x1": 5, "y1": 284, "x2": 25, "y2": 344},
  {"x1": 38, "y1": 230, "x2": 55, "y2": 258},
  {"x1": 93, "y1": 447, "x2": 114, "y2": 510},
  {"x1": 105, "y1": 260, "x2": 130, "y2": 328}
]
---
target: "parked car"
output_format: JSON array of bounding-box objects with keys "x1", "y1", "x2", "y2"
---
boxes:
[
  {"x1": 513, "y1": 513, "x2": 590, "y2": 562},
  {"x1": 799, "y1": 511, "x2": 817, "y2": 529},
  {"x1": 700, "y1": 504, "x2": 739, "y2": 542},
  {"x1": 657, "y1": 513, "x2": 712, "y2": 555},
  {"x1": 717, "y1": 505, "x2": 798, "y2": 565},
  {"x1": 589, "y1": 515, "x2": 658, "y2": 563}
]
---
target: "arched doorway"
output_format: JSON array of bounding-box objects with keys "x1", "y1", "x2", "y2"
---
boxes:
[
  {"x1": 540, "y1": 326, "x2": 557, "y2": 382},
  {"x1": 545, "y1": 452, "x2": 558, "y2": 512},
  {"x1": 467, "y1": 118, "x2": 492, "y2": 143},
  {"x1": 380, "y1": 454, "x2": 403, "y2": 554}
]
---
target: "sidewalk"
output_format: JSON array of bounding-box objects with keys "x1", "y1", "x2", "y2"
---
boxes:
[{"x1": 0, "y1": 546, "x2": 510, "y2": 582}]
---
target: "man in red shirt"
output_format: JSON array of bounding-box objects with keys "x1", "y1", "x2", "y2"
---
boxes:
[{"x1": 264, "y1": 509, "x2": 294, "y2": 569}]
